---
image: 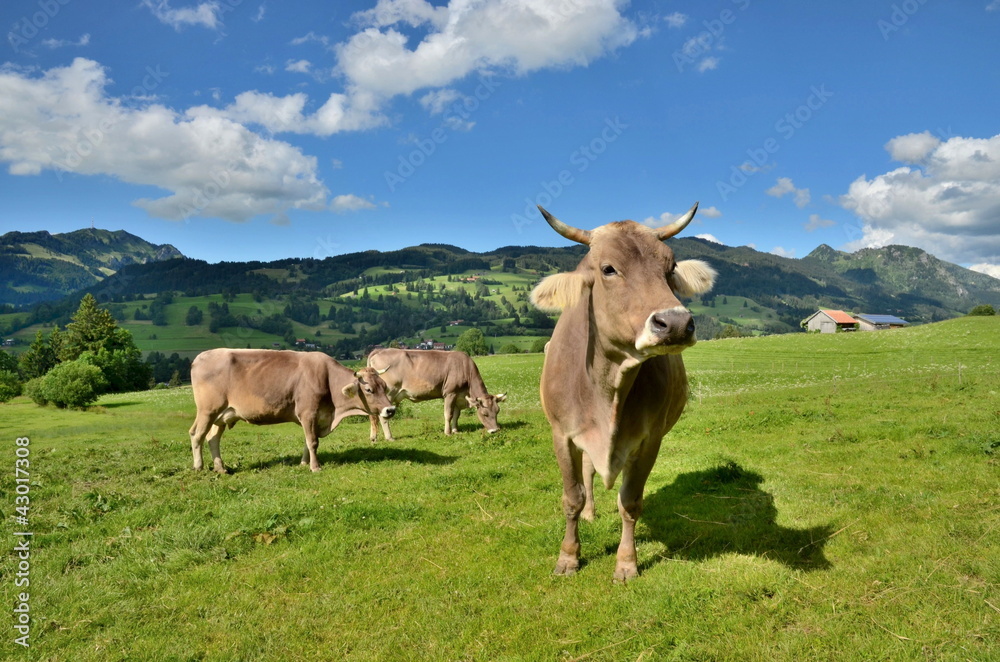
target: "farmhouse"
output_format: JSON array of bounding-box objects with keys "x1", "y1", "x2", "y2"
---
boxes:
[
  {"x1": 854, "y1": 313, "x2": 909, "y2": 331},
  {"x1": 801, "y1": 309, "x2": 858, "y2": 333}
]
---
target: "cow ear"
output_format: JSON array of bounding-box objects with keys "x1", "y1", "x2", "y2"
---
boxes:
[
  {"x1": 495, "y1": 393, "x2": 507, "y2": 402},
  {"x1": 342, "y1": 382, "x2": 358, "y2": 398},
  {"x1": 671, "y1": 260, "x2": 717, "y2": 297},
  {"x1": 530, "y1": 272, "x2": 590, "y2": 312}
]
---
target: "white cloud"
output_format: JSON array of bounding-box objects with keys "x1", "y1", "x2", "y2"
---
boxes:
[
  {"x1": 0, "y1": 59, "x2": 329, "y2": 223},
  {"x1": 969, "y1": 263, "x2": 1000, "y2": 279},
  {"x1": 419, "y1": 88, "x2": 462, "y2": 115},
  {"x1": 42, "y1": 34, "x2": 90, "y2": 49},
  {"x1": 840, "y1": 132, "x2": 1000, "y2": 266},
  {"x1": 187, "y1": 88, "x2": 386, "y2": 136},
  {"x1": 988, "y1": 1, "x2": 1000, "y2": 11},
  {"x1": 285, "y1": 59, "x2": 312, "y2": 74},
  {"x1": 643, "y1": 205, "x2": 718, "y2": 230},
  {"x1": 770, "y1": 246, "x2": 796, "y2": 258},
  {"x1": 337, "y1": 0, "x2": 640, "y2": 99},
  {"x1": 664, "y1": 12, "x2": 687, "y2": 28},
  {"x1": 291, "y1": 32, "x2": 330, "y2": 47},
  {"x1": 804, "y1": 214, "x2": 836, "y2": 232},
  {"x1": 695, "y1": 233, "x2": 721, "y2": 244},
  {"x1": 766, "y1": 177, "x2": 810, "y2": 208},
  {"x1": 253, "y1": 4, "x2": 266, "y2": 22},
  {"x1": 142, "y1": 1, "x2": 223, "y2": 31},
  {"x1": 696, "y1": 56, "x2": 720, "y2": 73},
  {"x1": 199, "y1": 0, "x2": 642, "y2": 137},
  {"x1": 885, "y1": 131, "x2": 940, "y2": 164},
  {"x1": 331, "y1": 194, "x2": 378, "y2": 213}
]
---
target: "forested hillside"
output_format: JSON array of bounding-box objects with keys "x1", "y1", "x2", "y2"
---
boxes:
[{"x1": 2, "y1": 232, "x2": 999, "y2": 370}]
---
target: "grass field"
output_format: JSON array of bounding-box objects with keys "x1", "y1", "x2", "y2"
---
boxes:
[{"x1": 1, "y1": 317, "x2": 998, "y2": 660}]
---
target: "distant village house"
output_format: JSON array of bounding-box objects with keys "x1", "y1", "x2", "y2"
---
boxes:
[{"x1": 801, "y1": 309, "x2": 909, "y2": 333}]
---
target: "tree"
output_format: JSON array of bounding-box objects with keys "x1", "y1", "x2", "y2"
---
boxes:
[
  {"x1": 62, "y1": 294, "x2": 120, "y2": 361},
  {"x1": 61, "y1": 294, "x2": 150, "y2": 392},
  {"x1": 19, "y1": 330, "x2": 59, "y2": 379},
  {"x1": 0, "y1": 370, "x2": 21, "y2": 403},
  {"x1": 186, "y1": 306, "x2": 204, "y2": 325},
  {"x1": 499, "y1": 342, "x2": 521, "y2": 354},
  {"x1": 968, "y1": 304, "x2": 996, "y2": 316},
  {"x1": 455, "y1": 328, "x2": 489, "y2": 356}
]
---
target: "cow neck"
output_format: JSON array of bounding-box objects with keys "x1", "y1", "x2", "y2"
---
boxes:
[
  {"x1": 466, "y1": 361, "x2": 489, "y2": 400},
  {"x1": 585, "y1": 295, "x2": 645, "y2": 435}
]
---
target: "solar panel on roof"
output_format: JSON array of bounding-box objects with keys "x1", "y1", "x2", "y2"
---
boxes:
[{"x1": 857, "y1": 314, "x2": 908, "y2": 325}]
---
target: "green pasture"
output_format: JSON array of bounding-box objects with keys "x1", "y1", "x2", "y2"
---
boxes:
[{"x1": 1, "y1": 317, "x2": 997, "y2": 660}]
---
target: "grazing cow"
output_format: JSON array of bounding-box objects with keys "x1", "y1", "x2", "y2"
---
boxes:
[
  {"x1": 189, "y1": 349, "x2": 396, "y2": 473},
  {"x1": 529, "y1": 203, "x2": 716, "y2": 581},
  {"x1": 366, "y1": 348, "x2": 506, "y2": 440}
]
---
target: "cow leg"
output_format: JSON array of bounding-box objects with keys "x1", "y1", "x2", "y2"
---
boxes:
[
  {"x1": 553, "y1": 435, "x2": 585, "y2": 576},
  {"x1": 581, "y1": 454, "x2": 597, "y2": 522},
  {"x1": 379, "y1": 414, "x2": 395, "y2": 441},
  {"x1": 206, "y1": 424, "x2": 227, "y2": 474},
  {"x1": 189, "y1": 414, "x2": 213, "y2": 471},
  {"x1": 301, "y1": 419, "x2": 323, "y2": 472},
  {"x1": 369, "y1": 415, "x2": 379, "y2": 443},
  {"x1": 443, "y1": 393, "x2": 458, "y2": 435},
  {"x1": 613, "y1": 451, "x2": 657, "y2": 583}
]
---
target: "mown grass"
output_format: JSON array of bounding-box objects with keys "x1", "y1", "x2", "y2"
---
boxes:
[{"x1": 1, "y1": 318, "x2": 998, "y2": 660}]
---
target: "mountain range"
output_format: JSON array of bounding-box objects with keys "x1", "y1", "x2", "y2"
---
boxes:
[
  {"x1": 1, "y1": 228, "x2": 182, "y2": 305},
  {"x1": 2, "y1": 227, "x2": 999, "y2": 335}
]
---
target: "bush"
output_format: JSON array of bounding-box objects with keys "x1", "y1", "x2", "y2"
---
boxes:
[
  {"x1": 499, "y1": 343, "x2": 522, "y2": 355},
  {"x1": 968, "y1": 304, "x2": 996, "y2": 316},
  {"x1": 23, "y1": 377, "x2": 48, "y2": 406},
  {"x1": 530, "y1": 337, "x2": 549, "y2": 353},
  {"x1": 36, "y1": 360, "x2": 107, "y2": 409},
  {"x1": 0, "y1": 370, "x2": 22, "y2": 403}
]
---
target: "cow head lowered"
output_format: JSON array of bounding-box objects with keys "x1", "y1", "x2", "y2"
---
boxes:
[
  {"x1": 530, "y1": 203, "x2": 716, "y2": 357},
  {"x1": 344, "y1": 367, "x2": 397, "y2": 421},
  {"x1": 465, "y1": 393, "x2": 507, "y2": 434}
]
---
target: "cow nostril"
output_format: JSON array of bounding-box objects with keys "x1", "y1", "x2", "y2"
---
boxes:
[
  {"x1": 686, "y1": 318, "x2": 696, "y2": 335},
  {"x1": 383, "y1": 407, "x2": 396, "y2": 419},
  {"x1": 652, "y1": 313, "x2": 669, "y2": 330}
]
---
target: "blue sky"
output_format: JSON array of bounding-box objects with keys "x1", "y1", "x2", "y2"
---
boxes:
[{"x1": 1, "y1": 0, "x2": 999, "y2": 277}]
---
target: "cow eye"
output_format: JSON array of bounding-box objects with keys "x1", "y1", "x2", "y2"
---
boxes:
[{"x1": 601, "y1": 264, "x2": 617, "y2": 277}]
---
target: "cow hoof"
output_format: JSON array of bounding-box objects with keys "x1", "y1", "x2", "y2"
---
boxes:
[
  {"x1": 310, "y1": 466, "x2": 322, "y2": 472},
  {"x1": 612, "y1": 564, "x2": 639, "y2": 584},
  {"x1": 553, "y1": 556, "x2": 580, "y2": 576},
  {"x1": 581, "y1": 508, "x2": 595, "y2": 522}
]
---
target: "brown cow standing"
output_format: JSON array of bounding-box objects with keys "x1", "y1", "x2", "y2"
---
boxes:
[
  {"x1": 366, "y1": 348, "x2": 506, "y2": 440},
  {"x1": 529, "y1": 203, "x2": 716, "y2": 581},
  {"x1": 189, "y1": 349, "x2": 396, "y2": 472}
]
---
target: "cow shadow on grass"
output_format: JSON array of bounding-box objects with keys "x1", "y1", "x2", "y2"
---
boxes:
[
  {"x1": 637, "y1": 461, "x2": 834, "y2": 572},
  {"x1": 246, "y1": 446, "x2": 458, "y2": 472},
  {"x1": 451, "y1": 419, "x2": 530, "y2": 434}
]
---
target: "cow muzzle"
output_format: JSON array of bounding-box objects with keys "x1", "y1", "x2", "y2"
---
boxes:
[
  {"x1": 380, "y1": 406, "x2": 397, "y2": 420},
  {"x1": 635, "y1": 307, "x2": 696, "y2": 352}
]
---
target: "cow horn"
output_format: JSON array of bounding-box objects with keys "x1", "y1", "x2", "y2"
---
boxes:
[
  {"x1": 655, "y1": 202, "x2": 699, "y2": 240},
  {"x1": 537, "y1": 206, "x2": 591, "y2": 246},
  {"x1": 376, "y1": 366, "x2": 389, "y2": 375}
]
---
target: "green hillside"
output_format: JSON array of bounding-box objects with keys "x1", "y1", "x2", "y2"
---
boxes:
[
  {"x1": 0, "y1": 228, "x2": 182, "y2": 305},
  {"x1": 2, "y1": 229, "x2": 999, "y2": 362}
]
